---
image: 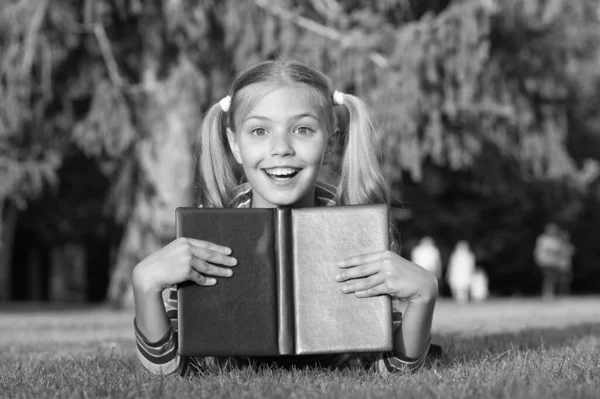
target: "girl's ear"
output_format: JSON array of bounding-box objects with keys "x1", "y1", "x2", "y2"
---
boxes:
[{"x1": 226, "y1": 128, "x2": 243, "y2": 164}]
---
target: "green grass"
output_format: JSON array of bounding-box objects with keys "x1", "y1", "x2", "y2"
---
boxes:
[{"x1": 1, "y1": 297, "x2": 599, "y2": 398}]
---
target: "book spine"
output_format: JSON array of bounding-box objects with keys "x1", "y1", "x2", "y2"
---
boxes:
[{"x1": 275, "y1": 208, "x2": 294, "y2": 355}]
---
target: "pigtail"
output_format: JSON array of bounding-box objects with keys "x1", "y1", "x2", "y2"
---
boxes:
[
  {"x1": 337, "y1": 94, "x2": 391, "y2": 206},
  {"x1": 337, "y1": 93, "x2": 400, "y2": 253},
  {"x1": 197, "y1": 102, "x2": 237, "y2": 207}
]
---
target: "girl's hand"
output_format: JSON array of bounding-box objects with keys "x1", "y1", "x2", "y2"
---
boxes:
[
  {"x1": 132, "y1": 237, "x2": 237, "y2": 294},
  {"x1": 335, "y1": 250, "x2": 438, "y2": 304}
]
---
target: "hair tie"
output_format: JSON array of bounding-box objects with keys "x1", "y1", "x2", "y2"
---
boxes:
[
  {"x1": 333, "y1": 90, "x2": 344, "y2": 106},
  {"x1": 219, "y1": 95, "x2": 231, "y2": 112}
]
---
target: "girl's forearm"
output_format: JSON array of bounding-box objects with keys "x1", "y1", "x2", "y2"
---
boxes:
[
  {"x1": 133, "y1": 280, "x2": 172, "y2": 343},
  {"x1": 393, "y1": 297, "x2": 436, "y2": 359}
]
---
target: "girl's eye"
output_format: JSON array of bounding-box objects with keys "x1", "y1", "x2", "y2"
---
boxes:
[
  {"x1": 294, "y1": 126, "x2": 314, "y2": 135},
  {"x1": 251, "y1": 128, "x2": 267, "y2": 136}
]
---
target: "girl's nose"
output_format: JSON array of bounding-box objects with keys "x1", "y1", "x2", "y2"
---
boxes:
[{"x1": 270, "y1": 132, "x2": 295, "y2": 157}]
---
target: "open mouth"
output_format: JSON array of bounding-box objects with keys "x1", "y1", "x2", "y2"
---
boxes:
[{"x1": 263, "y1": 167, "x2": 301, "y2": 181}]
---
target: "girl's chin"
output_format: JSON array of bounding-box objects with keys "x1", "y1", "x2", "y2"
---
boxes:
[
  {"x1": 249, "y1": 180, "x2": 317, "y2": 208},
  {"x1": 252, "y1": 193, "x2": 316, "y2": 208}
]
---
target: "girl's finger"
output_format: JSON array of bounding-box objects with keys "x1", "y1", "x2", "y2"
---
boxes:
[
  {"x1": 191, "y1": 258, "x2": 234, "y2": 278},
  {"x1": 188, "y1": 269, "x2": 217, "y2": 286},
  {"x1": 335, "y1": 262, "x2": 380, "y2": 282},
  {"x1": 185, "y1": 238, "x2": 232, "y2": 255},
  {"x1": 354, "y1": 282, "x2": 389, "y2": 298},
  {"x1": 337, "y1": 251, "x2": 385, "y2": 268},
  {"x1": 340, "y1": 273, "x2": 386, "y2": 294},
  {"x1": 190, "y1": 245, "x2": 237, "y2": 266}
]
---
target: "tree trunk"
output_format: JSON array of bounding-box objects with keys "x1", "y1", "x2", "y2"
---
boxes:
[
  {"x1": 0, "y1": 200, "x2": 18, "y2": 301},
  {"x1": 28, "y1": 247, "x2": 43, "y2": 301},
  {"x1": 49, "y1": 244, "x2": 87, "y2": 302},
  {"x1": 106, "y1": 58, "x2": 206, "y2": 308}
]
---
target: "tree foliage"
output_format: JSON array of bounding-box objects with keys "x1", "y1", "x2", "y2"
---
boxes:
[{"x1": 1, "y1": 0, "x2": 600, "y2": 302}]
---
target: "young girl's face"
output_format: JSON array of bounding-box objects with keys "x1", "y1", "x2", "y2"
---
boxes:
[{"x1": 227, "y1": 85, "x2": 330, "y2": 208}]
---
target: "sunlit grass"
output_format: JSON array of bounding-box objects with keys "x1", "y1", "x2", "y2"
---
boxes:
[{"x1": 1, "y1": 298, "x2": 599, "y2": 398}]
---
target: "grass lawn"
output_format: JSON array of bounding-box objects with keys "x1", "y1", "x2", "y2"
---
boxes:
[{"x1": 1, "y1": 297, "x2": 599, "y2": 398}]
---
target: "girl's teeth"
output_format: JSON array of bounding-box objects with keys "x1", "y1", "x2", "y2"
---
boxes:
[{"x1": 265, "y1": 167, "x2": 299, "y2": 177}]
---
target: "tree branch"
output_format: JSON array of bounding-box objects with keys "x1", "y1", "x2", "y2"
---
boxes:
[
  {"x1": 93, "y1": 23, "x2": 125, "y2": 87},
  {"x1": 21, "y1": 0, "x2": 49, "y2": 76},
  {"x1": 253, "y1": 0, "x2": 388, "y2": 68},
  {"x1": 308, "y1": 0, "x2": 342, "y2": 23}
]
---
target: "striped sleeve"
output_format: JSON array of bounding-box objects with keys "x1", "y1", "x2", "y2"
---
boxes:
[
  {"x1": 134, "y1": 287, "x2": 191, "y2": 375},
  {"x1": 369, "y1": 298, "x2": 431, "y2": 374}
]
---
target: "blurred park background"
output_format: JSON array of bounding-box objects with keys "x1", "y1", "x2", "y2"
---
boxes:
[{"x1": 1, "y1": 0, "x2": 600, "y2": 308}]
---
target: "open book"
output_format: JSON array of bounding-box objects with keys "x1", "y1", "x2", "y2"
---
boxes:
[{"x1": 176, "y1": 204, "x2": 392, "y2": 357}]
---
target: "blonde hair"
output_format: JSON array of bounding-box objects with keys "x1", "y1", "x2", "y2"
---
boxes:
[{"x1": 197, "y1": 60, "x2": 390, "y2": 208}]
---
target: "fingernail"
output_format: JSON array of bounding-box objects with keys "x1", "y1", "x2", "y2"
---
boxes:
[
  {"x1": 337, "y1": 260, "x2": 344, "y2": 267},
  {"x1": 207, "y1": 278, "x2": 217, "y2": 285},
  {"x1": 230, "y1": 257, "x2": 238, "y2": 266},
  {"x1": 334, "y1": 274, "x2": 341, "y2": 281},
  {"x1": 223, "y1": 247, "x2": 232, "y2": 254},
  {"x1": 225, "y1": 270, "x2": 233, "y2": 277},
  {"x1": 342, "y1": 285, "x2": 349, "y2": 293}
]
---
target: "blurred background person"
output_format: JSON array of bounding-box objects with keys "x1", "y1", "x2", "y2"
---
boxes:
[
  {"x1": 410, "y1": 236, "x2": 442, "y2": 283},
  {"x1": 469, "y1": 267, "x2": 489, "y2": 302},
  {"x1": 534, "y1": 224, "x2": 574, "y2": 299},
  {"x1": 556, "y1": 230, "x2": 575, "y2": 296},
  {"x1": 446, "y1": 241, "x2": 476, "y2": 303}
]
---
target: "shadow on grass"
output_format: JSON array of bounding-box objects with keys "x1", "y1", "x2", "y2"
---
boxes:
[{"x1": 431, "y1": 322, "x2": 600, "y2": 365}]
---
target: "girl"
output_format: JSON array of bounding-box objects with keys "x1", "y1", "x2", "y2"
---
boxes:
[{"x1": 132, "y1": 60, "x2": 438, "y2": 376}]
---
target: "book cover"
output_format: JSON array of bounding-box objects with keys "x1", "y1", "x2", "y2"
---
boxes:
[
  {"x1": 291, "y1": 206, "x2": 392, "y2": 354},
  {"x1": 176, "y1": 204, "x2": 392, "y2": 357}
]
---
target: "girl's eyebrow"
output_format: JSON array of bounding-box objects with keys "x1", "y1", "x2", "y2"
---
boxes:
[
  {"x1": 244, "y1": 115, "x2": 271, "y2": 122},
  {"x1": 291, "y1": 113, "x2": 319, "y2": 121},
  {"x1": 244, "y1": 113, "x2": 319, "y2": 122}
]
